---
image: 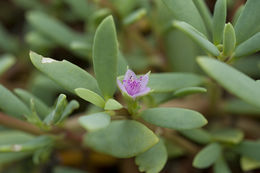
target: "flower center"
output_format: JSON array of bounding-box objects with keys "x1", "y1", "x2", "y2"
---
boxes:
[{"x1": 123, "y1": 76, "x2": 142, "y2": 96}]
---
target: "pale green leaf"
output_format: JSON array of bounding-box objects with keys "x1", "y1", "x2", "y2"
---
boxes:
[
  {"x1": 140, "y1": 108, "x2": 207, "y2": 130},
  {"x1": 0, "y1": 85, "x2": 30, "y2": 118},
  {"x1": 173, "y1": 21, "x2": 220, "y2": 56},
  {"x1": 192, "y1": 0, "x2": 213, "y2": 36},
  {"x1": 30, "y1": 51, "x2": 100, "y2": 94},
  {"x1": 173, "y1": 87, "x2": 207, "y2": 98},
  {"x1": 193, "y1": 143, "x2": 222, "y2": 168},
  {"x1": 79, "y1": 113, "x2": 111, "y2": 131},
  {"x1": 235, "y1": 32, "x2": 260, "y2": 58},
  {"x1": 197, "y1": 57, "x2": 260, "y2": 108},
  {"x1": 14, "y1": 88, "x2": 51, "y2": 119},
  {"x1": 0, "y1": 54, "x2": 15, "y2": 76},
  {"x1": 123, "y1": 8, "x2": 147, "y2": 26},
  {"x1": 148, "y1": 72, "x2": 205, "y2": 93},
  {"x1": 135, "y1": 139, "x2": 167, "y2": 173},
  {"x1": 84, "y1": 120, "x2": 159, "y2": 158},
  {"x1": 104, "y1": 98, "x2": 123, "y2": 110},
  {"x1": 241, "y1": 157, "x2": 260, "y2": 171},
  {"x1": 93, "y1": 16, "x2": 118, "y2": 99},
  {"x1": 233, "y1": 140, "x2": 260, "y2": 161},
  {"x1": 179, "y1": 129, "x2": 211, "y2": 144},
  {"x1": 213, "y1": 156, "x2": 231, "y2": 173},
  {"x1": 211, "y1": 128, "x2": 244, "y2": 144},
  {"x1": 75, "y1": 88, "x2": 105, "y2": 108},
  {"x1": 234, "y1": 0, "x2": 260, "y2": 44},
  {"x1": 213, "y1": 0, "x2": 227, "y2": 45},
  {"x1": 222, "y1": 23, "x2": 236, "y2": 57},
  {"x1": 162, "y1": 0, "x2": 207, "y2": 35}
]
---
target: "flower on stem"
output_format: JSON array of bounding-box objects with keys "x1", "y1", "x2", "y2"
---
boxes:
[{"x1": 117, "y1": 69, "x2": 151, "y2": 99}]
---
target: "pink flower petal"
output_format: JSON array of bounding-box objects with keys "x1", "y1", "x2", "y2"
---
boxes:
[
  {"x1": 117, "y1": 79, "x2": 127, "y2": 93},
  {"x1": 132, "y1": 87, "x2": 151, "y2": 99},
  {"x1": 139, "y1": 72, "x2": 149, "y2": 90},
  {"x1": 124, "y1": 69, "x2": 137, "y2": 81}
]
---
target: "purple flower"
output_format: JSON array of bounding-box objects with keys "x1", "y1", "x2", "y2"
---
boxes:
[{"x1": 117, "y1": 69, "x2": 151, "y2": 99}]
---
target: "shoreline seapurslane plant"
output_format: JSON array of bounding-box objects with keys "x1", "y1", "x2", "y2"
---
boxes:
[
  {"x1": 26, "y1": 15, "x2": 208, "y2": 173},
  {"x1": 0, "y1": 0, "x2": 260, "y2": 172}
]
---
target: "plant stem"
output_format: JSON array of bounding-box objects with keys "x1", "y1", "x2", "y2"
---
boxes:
[{"x1": 0, "y1": 112, "x2": 44, "y2": 135}]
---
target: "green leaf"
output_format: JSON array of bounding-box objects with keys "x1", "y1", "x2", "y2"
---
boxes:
[
  {"x1": 232, "y1": 5, "x2": 244, "y2": 26},
  {"x1": 0, "y1": 136, "x2": 53, "y2": 152},
  {"x1": 241, "y1": 157, "x2": 260, "y2": 171},
  {"x1": 173, "y1": 21, "x2": 220, "y2": 56},
  {"x1": 57, "y1": 100, "x2": 79, "y2": 124},
  {"x1": 44, "y1": 94, "x2": 67, "y2": 125},
  {"x1": 164, "y1": 30, "x2": 200, "y2": 73},
  {"x1": 0, "y1": 131, "x2": 34, "y2": 165},
  {"x1": 123, "y1": 8, "x2": 147, "y2": 26},
  {"x1": 179, "y1": 129, "x2": 211, "y2": 145},
  {"x1": 54, "y1": 166, "x2": 86, "y2": 173},
  {"x1": 222, "y1": 23, "x2": 236, "y2": 57},
  {"x1": 140, "y1": 108, "x2": 207, "y2": 130},
  {"x1": 27, "y1": 11, "x2": 84, "y2": 48},
  {"x1": 0, "y1": 23, "x2": 19, "y2": 53},
  {"x1": 212, "y1": 0, "x2": 227, "y2": 45},
  {"x1": 234, "y1": 0, "x2": 260, "y2": 44},
  {"x1": 173, "y1": 87, "x2": 207, "y2": 98},
  {"x1": 234, "y1": 32, "x2": 260, "y2": 58},
  {"x1": 148, "y1": 72, "x2": 205, "y2": 93},
  {"x1": 84, "y1": 120, "x2": 159, "y2": 158},
  {"x1": 162, "y1": 0, "x2": 207, "y2": 35},
  {"x1": 79, "y1": 113, "x2": 111, "y2": 131},
  {"x1": 117, "y1": 52, "x2": 128, "y2": 76},
  {"x1": 213, "y1": 156, "x2": 231, "y2": 173},
  {"x1": 30, "y1": 51, "x2": 100, "y2": 94},
  {"x1": 104, "y1": 98, "x2": 123, "y2": 111},
  {"x1": 0, "y1": 85, "x2": 30, "y2": 118},
  {"x1": 135, "y1": 139, "x2": 167, "y2": 173},
  {"x1": 233, "y1": 140, "x2": 260, "y2": 161},
  {"x1": 211, "y1": 128, "x2": 244, "y2": 144},
  {"x1": 63, "y1": 0, "x2": 91, "y2": 20},
  {"x1": 14, "y1": 88, "x2": 51, "y2": 119},
  {"x1": 0, "y1": 54, "x2": 15, "y2": 76},
  {"x1": 93, "y1": 16, "x2": 118, "y2": 99},
  {"x1": 193, "y1": 143, "x2": 222, "y2": 168},
  {"x1": 223, "y1": 99, "x2": 260, "y2": 115},
  {"x1": 197, "y1": 57, "x2": 260, "y2": 108},
  {"x1": 75, "y1": 88, "x2": 105, "y2": 108},
  {"x1": 192, "y1": 0, "x2": 213, "y2": 36}
]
